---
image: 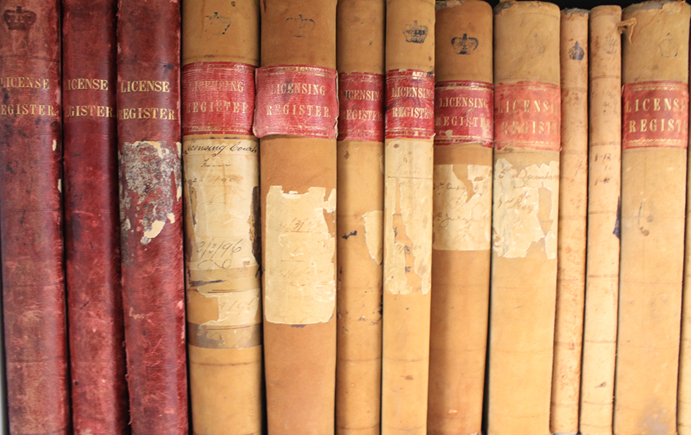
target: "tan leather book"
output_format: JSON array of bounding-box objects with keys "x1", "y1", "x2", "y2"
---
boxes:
[
  {"x1": 257, "y1": 1, "x2": 338, "y2": 434},
  {"x1": 617, "y1": 2, "x2": 690, "y2": 434},
  {"x1": 488, "y1": 2, "x2": 560, "y2": 434},
  {"x1": 335, "y1": 1, "x2": 385, "y2": 434},
  {"x1": 181, "y1": 1, "x2": 262, "y2": 434},
  {"x1": 382, "y1": 0, "x2": 435, "y2": 434},
  {"x1": 428, "y1": 1, "x2": 492, "y2": 434},
  {"x1": 579, "y1": 6, "x2": 622, "y2": 435},
  {"x1": 551, "y1": 8, "x2": 588, "y2": 435}
]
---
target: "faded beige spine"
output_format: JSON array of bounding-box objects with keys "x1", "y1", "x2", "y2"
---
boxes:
[
  {"x1": 182, "y1": 1, "x2": 262, "y2": 434},
  {"x1": 617, "y1": 2, "x2": 690, "y2": 434},
  {"x1": 579, "y1": 6, "x2": 622, "y2": 435},
  {"x1": 427, "y1": 1, "x2": 492, "y2": 434},
  {"x1": 382, "y1": 0, "x2": 434, "y2": 434},
  {"x1": 551, "y1": 8, "x2": 588, "y2": 435},
  {"x1": 336, "y1": 1, "x2": 385, "y2": 434},
  {"x1": 489, "y1": 2, "x2": 560, "y2": 434}
]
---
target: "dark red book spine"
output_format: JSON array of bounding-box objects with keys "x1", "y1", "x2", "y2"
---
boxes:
[
  {"x1": 63, "y1": 0, "x2": 129, "y2": 433},
  {"x1": 117, "y1": 1, "x2": 187, "y2": 434},
  {"x1": 0, "y1": 1, "x2": 70, "y2": 434}
]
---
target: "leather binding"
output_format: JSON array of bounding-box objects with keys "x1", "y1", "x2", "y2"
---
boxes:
[
  {"x1": 258, "y1": 1, "x2": 338, "y2": 434},
  {"x1": 63, "y1": 1, "x2": 128, "y2": 433},
  {"x1": 381, "y1": 1, "x2": 435, "y2": 434},
  {"x1": 335, "y1": 1, "x2": 385, "y2": 434},
  {"x1": 488, "y1": 2, "x2": 561, "y2": 433},
  {"x1": 182, "y1": 1, "x2": 262, "y2": 434},
  {"x1": 0, "y1": 1, "x2": 70, "y2": 434},
  {"x1": 116, "y1": 1, "x2": 188, "y2": 433},
  {"x1": 617, "y1": 2, "x2": 690, "y2": 435},
  {"x1": 551, "y1": 8, "x2": 588, "y2": 435},
  {"x1": 427, "y1": 2, "x2": 492, "y2": 434},
  {"x1": 579, "y1": 6, "x2": 622, "y2": 435}
]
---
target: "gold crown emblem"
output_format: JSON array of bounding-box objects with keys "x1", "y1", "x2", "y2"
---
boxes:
[
  {"x1": 403, "y1": 20, "x2": 427, "y2": 44},
  {"x1": 4, "y1": 6, "x2": 36, "y2": 31}
]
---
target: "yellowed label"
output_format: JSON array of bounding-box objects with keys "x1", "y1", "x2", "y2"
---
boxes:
[
  {"x1": 264, "y1": 185, "x2": 337, "y2": 324},
  {"x1": 433, "y1": 164, "x2": 492, "y2": 251},
  {"x1": 384, "y1": 140, "x2": 433, "y2": 295},
  {"x1": 363, "y1": 210, "x2": 383, "y2": 264},
  {"x1": 492, "y1": 157, "x2": 559, "y2": 259}
]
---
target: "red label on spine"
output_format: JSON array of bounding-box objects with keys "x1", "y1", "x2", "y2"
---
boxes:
[
  {"x1": 435, "y1": 80, "x2": 493, "y2": 146},
  {"x1": 494, "y1": 82, "x2": 561, "y2": 151},
  {"x1": 253, "y1": 65, "x2": 338, "y2": 139},
  {"x1": 338, "y1": 72, "x2": 384, "y2": 142},
  {"x1": 182, "y1": 62, "x2": 255, "y2": 136},
  {"x1": 385, "y1": 69, "x2": 435, "y2": 139},
  {"x1": 622, "y1": 81, "x2": 689, "y2": 149}
]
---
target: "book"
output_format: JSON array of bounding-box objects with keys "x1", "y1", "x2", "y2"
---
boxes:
[
  {"x1": 335, "y1": 1, "x2": 385, "y2": 434},
  {"x1": 256, "y1": 1, "x2": 338, "y2": 433},
  {"x1": 62, "y1": 0, "x2": 128, "y2": 433},
  {"x1": 488, "y1": 1, "x2": 561, "y2": 433},
  {"x1": 181, "y1": 1, "x2": 262, "y2": 434},
  {"x1": 551, "y1": 8, "x2": 588, "y2": 434},
  {"x1": 616, "y1": 2, "x2": 689, "y2": 434},
  {"x1": 0, "y1": 1, "x2": 70, "y2": 433},
  {"x1": 427, "y1": 1, "x2": 492, "y2": 434},
  {"x1": 116, "y1": 1, "x2": 188, "y2": 433},
  {"x1": 579, "y1": 6, "x2": 623, "y2": 434},
  {"x1": 381, "y1": 0, "x2": 435, "y2": 433}
]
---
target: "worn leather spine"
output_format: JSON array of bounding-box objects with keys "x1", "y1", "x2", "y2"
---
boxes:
[
  {"x1": 617, "y1": 2, "x2": 690, "y2": 435},
  {"x1": 382, "y1": 1, "x2": 435, "y2": 434},
  {"x1": 258, "y1": 1, "x2": 338, "y2": 434},
  {"x1": 489, "y1": 2, "x2": 560, "y2": 434},
  {"x1": 551, "y1": 9, "x2": 588, "y2": 435},
  {"x1": 181, "y1": 1, "x2": 262, "y2": 434},
  {"x1": 63, "y1": 1, "x2": 128, "y2": 434},
  {"x1": 117, "y1": 1, "x2": 188, "y2": 434},
  {"x1": 0, "y1": 1, "x2": 70, "y2": 434},
  {"x1": 336, "y1": 1, "x2": 385, "y2": 434},
  {"x1": 428, "y1": 2, "x2": 492, "y2": 434},
  {"x1": 580, "y1": 6, "x2": 622, "y2": 435}
]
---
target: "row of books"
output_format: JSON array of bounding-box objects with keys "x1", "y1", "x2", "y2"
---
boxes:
[{"x1": 1, "y1": 0, "x2": 690, "y2": 434}]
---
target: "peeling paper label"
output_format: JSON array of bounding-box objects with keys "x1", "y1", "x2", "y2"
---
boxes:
[
  {"x1": 384, "y1": 140, "x2": 433, "y2": 295},
  {"x1": 492, "y1": 158, "x2": 558, "y2": 258},
  {"x1": 264, "y1": 186, "x2": 336, "y2": 324},
  {"x1": 433, "y1": 164, "x2": 492, "y2": 251},
  {"x1": 363, "y1": 210, "x2": 383, "y2": 264}
]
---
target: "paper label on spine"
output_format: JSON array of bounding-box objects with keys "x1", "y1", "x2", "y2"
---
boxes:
[
  {"x1": 492, "y1": 157, "x2": 559, "y2": 258},
  {"x1": 182, "y1": 62, "x2": 255, "y2": 136},
  {"x1": 338, "y1": 72, "x2": 384, "y2": 142},
  {"x1": 253, "y1": 65, "x2": 338, "y2": 139},
  {"x1": 385, "y1": 69, "x2": 435, "y2": 139},
  {"x1": 494, "y1": 82, "x2": 561, "y2": 151},
  {"x1": 622, "y1": 81, "x2": 689, "y2": 149},
  {"x1": 264, "y1": 186, "x2": 336, "y2": 324},
  {"x1": 433, "y1": 164, "x2": 492, "y2": 251},
  {"x1": 435, "y1": 81, "x2": 493, "y2": 146}
]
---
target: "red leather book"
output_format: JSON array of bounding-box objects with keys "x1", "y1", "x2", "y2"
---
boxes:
[
  {"x1": 0, "y1": 1, "x2": 70, "y2": 434},
  {"x1": 117, "y1": 1, "x2": 188, "y2": 434},
  {"x1": 63, "y1": 0, "x2": 128, "y2": 433}
]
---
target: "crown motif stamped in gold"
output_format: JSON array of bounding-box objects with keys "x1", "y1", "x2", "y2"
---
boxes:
[
  {"x1": 403, "y1": 20, "x2": 427, "y2": 44},
  {"x1": 4, "y1": 6, "x2": 36, "y2": 31}
]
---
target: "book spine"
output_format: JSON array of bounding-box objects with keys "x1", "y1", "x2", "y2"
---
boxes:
[
  {"x1": 617, "y1": 2, "x2": 690, "y2": 434},
  {"x1": 257, "y1": 1, "x2": 338, "y2": 434},
  {"x1": 579, "y1": 6, "x2": 622, "y2": 435},
  {"x1": 551, "y1": 8, "x2": 588, "y2": 435},
  {"x1": 488, "y1": 2, "x2": 561, "y2": 433},
  {"x1": 63, "y1": 1, "x2": 128, "y2": 433},
  {"x1": 382, "y1": 1, "x2": 435, "y2": 434},
  {"x1": 181, "y1": 1, "x2": 262, "y2": 434},
  {"x1": 427, "y1": 1, "x2": 492, "y2": 434},
  {"x1": 0, "y1": 1, "x2": 70, "y2": 434},
  {"x1": 335, "y1": 1, "x2": 385, "y2": 434},
  {"x1": 116, "y1": 1, "x2": 188, "y2": 434}
]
